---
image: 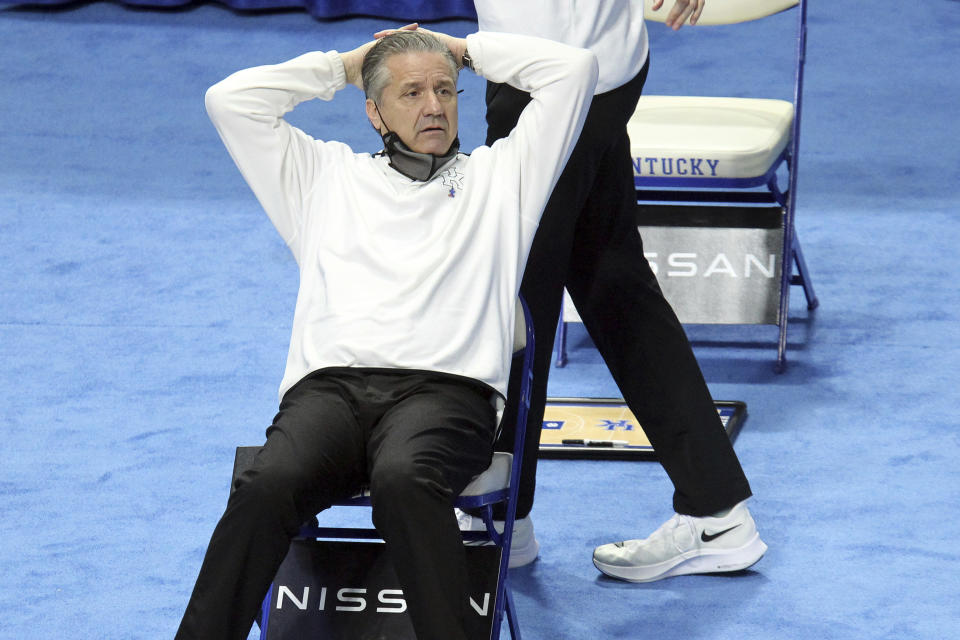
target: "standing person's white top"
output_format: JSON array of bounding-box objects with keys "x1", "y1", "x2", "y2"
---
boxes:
[
  {"x1": 475, "y1": 0, "x2": 648, "y2": 93},
  {"x1": 205, "y1": 31, "x2": 598, "y2": 401}
]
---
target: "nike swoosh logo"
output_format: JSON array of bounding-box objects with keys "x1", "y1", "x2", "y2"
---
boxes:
[{"x1": 701, "y1": 524, "x2": 741, "y2": 542}]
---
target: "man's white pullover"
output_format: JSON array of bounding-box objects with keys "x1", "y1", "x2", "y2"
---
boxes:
[{"x1": 205, "y1": 32, "x2": 597, "y2": 401}]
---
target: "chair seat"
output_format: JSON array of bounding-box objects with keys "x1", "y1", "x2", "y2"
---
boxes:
[
  {"x1": 461, "y1": 452, "x2": 512, "y2": 496},
  {"x1": 335, "y1": 452, "x2": 513, "y2": 505},
  {"x1": 628, "y1": 96, "x2": 794, "y2": 181}
]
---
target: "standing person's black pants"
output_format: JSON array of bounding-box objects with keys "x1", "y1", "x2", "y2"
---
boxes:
[
  {"x1": 175, "y1": 368, "x2": 497, "y2": 640},
  {"x1": 489, "y1": 59, "x2": 752, "y2": 519}
]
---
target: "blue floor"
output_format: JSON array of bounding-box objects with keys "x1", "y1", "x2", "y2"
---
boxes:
[{"x1": 1, "y1": 2, "x2": 959, "y2": 639}]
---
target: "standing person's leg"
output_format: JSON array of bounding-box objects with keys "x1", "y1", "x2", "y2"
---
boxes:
[
  {"x1": 485, "y1": 58, "x2": 760, "y2": 573},
  {"x1": 565, "y1": 73, "x2": 765, "y2": 583},
  {"x1": 365, "y1": 373, "x2": 497, "y2": 640},
  {"x1": 175, "y1": 373, "x2": 367, "y2": 640},
  {"x1": 564, "y1": 128, "x2": 751, "y2": 517}
]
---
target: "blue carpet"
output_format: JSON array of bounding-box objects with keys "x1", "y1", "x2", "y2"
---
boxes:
[{"x1": 1, "y1": 2, "x2": 959, "y2": 639}]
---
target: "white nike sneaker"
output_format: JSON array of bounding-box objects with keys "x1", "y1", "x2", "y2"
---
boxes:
[
  {"x1": 456, "y1": 509, "x2": 540, "y2": 568},
  {"x1": 592, "y1": 500, "x2": 767, "y2": 582}
]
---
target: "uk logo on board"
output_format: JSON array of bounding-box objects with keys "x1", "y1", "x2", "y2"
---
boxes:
[{"x1": 598, "y1": 419, "x2": 634, "y2": 431}]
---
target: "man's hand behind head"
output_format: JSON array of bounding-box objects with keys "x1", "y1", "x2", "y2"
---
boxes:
[
  {"x1": 374, "y1": 24, "x2": 469, "y2": 70},
  {"x1": 342, "y1": 39, "x2": 378, "y2": 89}
]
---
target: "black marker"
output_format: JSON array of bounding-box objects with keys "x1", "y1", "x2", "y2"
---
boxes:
[{"x1": 561, "y1": 439, "x2": 629, "y2": 447}]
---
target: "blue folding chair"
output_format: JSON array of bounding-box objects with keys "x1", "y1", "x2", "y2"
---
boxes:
[
  {"x1": 557, "y1": 0, "x2": 818, "y2": 372},
  {"x1": 249, "y1": 296, "x2": 534, "y2": 640}
]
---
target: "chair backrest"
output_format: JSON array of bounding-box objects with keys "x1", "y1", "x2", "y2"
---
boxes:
[{"x1": 644, "y1": 0, "x2": 798, "y2": 25}]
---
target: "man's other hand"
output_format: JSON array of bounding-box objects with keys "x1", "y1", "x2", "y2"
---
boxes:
[{"x1": 652, "y1": 0, "x2": 706, "y2": 31}]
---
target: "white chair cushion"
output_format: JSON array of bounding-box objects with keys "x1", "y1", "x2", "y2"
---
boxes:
[
  {"x1": 460, "y1": 452, "x2": 512, "y2": 496},
  {"x1": 644, "y1": 0, "x2": 798, "y2": 25},
  {"x1": 345, "y1": 452, "x2": 512, "y2": 501},
  {"x1": 628, "y1": 96, "x2": 793, "y2": 180},
  {"x1": 512, "y1": 302, "x2": 526, "y2": 353}
]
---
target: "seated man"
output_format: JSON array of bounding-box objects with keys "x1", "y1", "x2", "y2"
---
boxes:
[{"x1": 174, "y1": 26, "x2": 597, "y2": 640}]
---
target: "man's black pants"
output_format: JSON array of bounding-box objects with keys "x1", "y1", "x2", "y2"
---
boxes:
[
  {"x1": 175, "y1": 369, "x2": 497, "y2": 640},
  {"x1": 487, "y1": 58, "x2": 752, "y2": 519}
]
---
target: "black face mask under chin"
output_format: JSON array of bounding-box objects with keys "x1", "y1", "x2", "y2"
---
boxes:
[
  {"x1": 373, "y1": 102, "x2": 459, "y2": 181},
  {"x1": 380, "y1": 131, "x2": 460, "y2": 182}
]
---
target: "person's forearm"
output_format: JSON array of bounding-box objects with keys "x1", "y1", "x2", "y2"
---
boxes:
[
  {"x1": 464, "y1": 32, "x2": 595, "y2": 97},
  {"x1": 205, "y1": 52, "x2": 346, "y2": 251},
  {"x1": 465, "y1": 31, "x2": 598, "y2": 225},
  {"x1": 205, "y1": 51, "x2": 346, "y2": 126}
]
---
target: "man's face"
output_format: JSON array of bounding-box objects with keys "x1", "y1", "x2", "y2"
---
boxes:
[{"x1": 366, "y1": 51, "x2": 458, "y2": 155}]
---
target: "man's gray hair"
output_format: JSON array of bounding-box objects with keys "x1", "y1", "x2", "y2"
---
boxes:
[{"x1": 361, "y1": 31, "x2": 459, "y2": 103}]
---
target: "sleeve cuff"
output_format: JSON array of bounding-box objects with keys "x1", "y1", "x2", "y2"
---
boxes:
[
  {"x1": 464, "y1": 33, "x2": 483, "y2": 78},
  {"x1": 327, "y1": 51, "x2": 348, "y2": 91}
]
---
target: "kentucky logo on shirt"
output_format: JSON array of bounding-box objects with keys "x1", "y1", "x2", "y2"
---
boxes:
[{"x1": 440, "y1": 167, "x2": 465, "y2": 197}]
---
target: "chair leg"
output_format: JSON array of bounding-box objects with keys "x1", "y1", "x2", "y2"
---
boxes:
[
  {"x1": 487, "y1": 564, "x2": 512, "y2": 640},
  {"x1": 775, "y1": 323, "x2": 788, "y2": 373},
  {"x1": 490, "y1": 610, "x2": 503, "y2": 640},
  {"x1": 775, "y1": 218, "x2": 794, "y2": 373},
  {"x1": 504, "y1": 587, "x2": 522, "y2": 640},
  {"x1": 777, "y1": 231, "x2": 819, "y2": 372},
  {"x1": 791, "y1": 233, "x2": 819, "y2": 310}
]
